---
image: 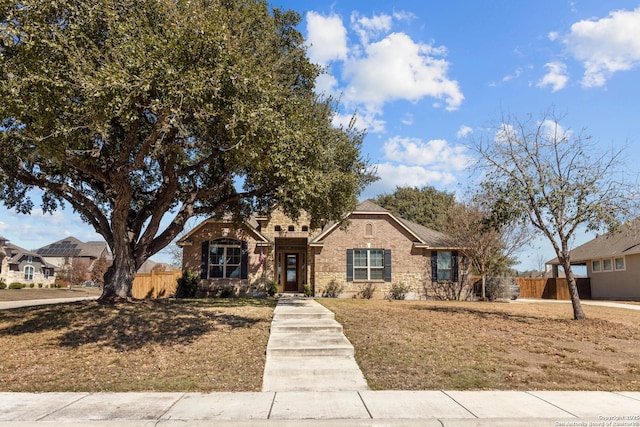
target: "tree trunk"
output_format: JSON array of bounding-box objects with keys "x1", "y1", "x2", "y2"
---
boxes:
[
  {"x1": 99, "y1": 248, "x2": 138, "y2": 303},
  {"x1": 563, "y1": 262, "x2": 586, "y2": 320}
]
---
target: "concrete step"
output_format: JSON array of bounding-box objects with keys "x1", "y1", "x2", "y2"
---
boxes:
[
  {"x1": 272, "y1": 311, "x2": 335, "y2": 320},
  {"x1": 266, "y1": 333, "x2": 354, "y2": 357},
  {"x1": 270, "y1": 318, "x2": 343, "y2": 334},
  {"x1": 263, "y1": 356, "x2": 363, "y2": 376}
]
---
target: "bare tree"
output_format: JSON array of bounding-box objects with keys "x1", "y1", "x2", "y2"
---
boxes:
[
  {"x1": 472, "y1": 110, "x2": 634, "y2": 319},
  {"x1": 447, "y1": 198, "x2": 530, "y2": 300}
]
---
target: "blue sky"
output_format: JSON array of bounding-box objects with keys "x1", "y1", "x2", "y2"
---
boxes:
[{"x1": 1, "y1": 0, "x2": 639, "y2": 270}]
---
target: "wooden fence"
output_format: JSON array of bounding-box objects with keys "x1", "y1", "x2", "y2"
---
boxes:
[
  {"x1": 514, "y1": 277, "x2": 591, "y2": 300},
  {"x1": 132, "y1": 269, "x2": 181, "y2": 299}
]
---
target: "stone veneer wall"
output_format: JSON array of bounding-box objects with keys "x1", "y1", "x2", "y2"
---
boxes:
[
  {"x1": 181, "y1": 221, "x2": 274, "y2": 296},
  {"x1": 312, "y1": 214, "x2": 430, "y2": 299}
]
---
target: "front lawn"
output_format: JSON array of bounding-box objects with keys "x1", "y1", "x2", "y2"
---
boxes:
[
  {"x1": 319, "y1": 299, "x2": 640, "y2": 391},
  {"x1": 0, "y1": 298, "x2": 276, "y2": 392}
]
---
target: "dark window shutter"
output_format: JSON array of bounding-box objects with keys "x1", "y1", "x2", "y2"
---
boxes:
[
  {"x1": 384, "y1": 249, "x2": 392, "y2": 282},
  {"x1": 431, "y1": 251, "x2": 438, "y2": 282},
  {"x1": 201, "y1": 241, "x2": 209, "y2": 279},
  {"x1": 452, "y1": 251, "x2": 459, "y2": 282},
  {"x1": 240, "y1": 241, "x2": 248, "y2": 280},
  {"x1": 346, "y1": 249, "x2": 353, "y2": 282}
]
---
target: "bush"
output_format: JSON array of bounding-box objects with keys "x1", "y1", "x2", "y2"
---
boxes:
[
  {"x1": 37, "y1": 283, "x2": 43, "y2": 288},
  {"x1": 267, "y1": 281, "x2": 279, "y2": 297},
  {"x1": 219, "y1": 286, "x2": 234, "y2": 298},
  {"x1": 385, "y1": 282, "x2": 411, "y2": 300},
  {"x1": 0, "y1": 279, "x2": 6, "y2": 289},
  {"x1": 9, "y1": 282, "x2": 26, "y2": 289},
  {"x1": 29, "y1": 283, "x2": 34, "y2": 288},
  {"x1": 175, "y1": 269, "x2": 199, "y2": 298},
  {"x1": 322, "y1": 279, "x2": 343, "y2": 298},
  {"x1": 303, "y1": 283, "x2": 313, "y2": 297},
  {"x1": 356, "y1": 282, "x2": 375, "y2": 299}
]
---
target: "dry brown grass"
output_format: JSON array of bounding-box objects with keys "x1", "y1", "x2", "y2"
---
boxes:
[
  {"x1": 318, "y1": 299, "x2": 640, "y2": 391},
  {"x1": 0, "y1": 287, "x2": 102, "y2": 301},
  {"x1": 0, "y1": 298, "x2": 276, "y2": 392}
]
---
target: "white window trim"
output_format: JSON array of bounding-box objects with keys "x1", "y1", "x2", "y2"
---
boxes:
[
  {"x1": 591, "y1": 259, "x2": 601, "y2": 273},
  {"x1": 209, "y1": 239, "x2": 242, "y2": 279},
  {"x1": 614, "y1": 256, "x2": 626, "y2": 271},
  {"x1": 353, "y1": 248, "x2": 384, "y2": 281},
  {"x1": 592, "y1": 256, "x2": 625, "y2": 273},
  {"x1": 24, "y1": 265, "x2": 34, "y2": 281}
]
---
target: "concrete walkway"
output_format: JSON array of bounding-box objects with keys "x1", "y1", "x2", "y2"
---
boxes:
[
  {"x1": 2, "y1": 296, "x2": 640, "y2": 425},
  {"x1": 262, "y1": 297, "x2": 368, "y2": 391},
  {"x1": 0, "y1": 296, "x2": 98, "y2": 310}
]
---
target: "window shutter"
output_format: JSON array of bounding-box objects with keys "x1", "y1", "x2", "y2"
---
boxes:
[
  {"x1": 241, "y1": 241, "x2": 248, "y2": 280},
  {"x1": 431, "y1": 251, "x2": 438, "y2": 282},
  {"x1": 201, "y1": 241, "x2": 209, "y2": 279},
  {"x1": 452, "y1": 250, "x2": 459, "y2": 282},
  {"x1": 384, "y1": 249, "x2": 392, "y2": 282},
  {"x1": 346, "y1": 249, "x2": 353, "y2": 282}
]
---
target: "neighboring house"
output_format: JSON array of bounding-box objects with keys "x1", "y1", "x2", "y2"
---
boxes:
[
  {"x1": 547, "y1": 219, "x2": 640, "y2": 300},
  {"x1": 36, "y1": 237, "x2": 111, "y2": 283},
  {"x1": 178, "y1": 201, "x2": 466, "y2": 298},
  {"x1": 0, "y1": 236, "x2": 56, "y2": 286}
]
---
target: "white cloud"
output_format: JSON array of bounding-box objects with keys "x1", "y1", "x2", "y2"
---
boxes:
[
  {"x1": 306, "y1": 12, "x2": 348, "y2": 66},
  {"x1": 351, "y1": 12, "x2": 393, "y2": 45},
  {"x1": 304, "y1": 10, "x2": 464, "y2": 133},
  {"x1": 537, "y1": 61, "x2": 569, "y2": 92},
  {"x1": 564, "y1": 7, "x2": 640, "y2": 87},
  {"x1": 342, "y1": 32, "x2": 464, "y2": 111},
  {"x1": 456, "y1": 125, "x2": 473, "y2": 139},
  {"x1": 401, "y1": 113, "x2": 414, "y2": 126},
  {"x1": 502, "y1": 67, "x2": 523, "y2": 82},
  {"x1": 331, "y1": 109, "x2": 386, "y2": 134},
  {"x1": 383, "y1": 136, "x2": 473, "y2": 170},
  {"x1": 367, "y1": 162, "x2": 457, "y2": 196},
  {"x1": 548, "y1": 31, "x2": 559, "y2": 41}
]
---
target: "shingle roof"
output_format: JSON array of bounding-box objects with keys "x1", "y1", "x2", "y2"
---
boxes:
[
  {"x1": 548, "y1": 219, "x2": 640, "y2": 264},
  {"x1": 36, "y1": 237, "x2": 108, "y2": 258},
  {"x1": 311, "y1": 200, "x2": 459, "y2": 249}
]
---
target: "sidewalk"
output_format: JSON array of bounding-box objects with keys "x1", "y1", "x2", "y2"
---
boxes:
[
  {"x1": 1, "y1": 296, "x2": 639, "y2": 425},
  {"x1": 1, "y1": 390, "x2": 639, "y2": 426}
]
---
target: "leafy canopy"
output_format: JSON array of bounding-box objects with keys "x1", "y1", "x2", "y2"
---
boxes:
[{"x1": 0, "y1": 0, "x2": 375, "y2": 299}]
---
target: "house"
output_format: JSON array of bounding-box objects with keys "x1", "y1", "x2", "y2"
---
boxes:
[
  {"x1": 178, "y1": 201, "x2": 466, "y2": 298},
  {"x1": 36, "y1": 237, "x2": 111, "y2": 284},
  {"x1": 547, "y1": 219, "x2": 640, "y2": 300},
  {"x1": 0, "y1": 236, "x2": 56, "y2": 287}
]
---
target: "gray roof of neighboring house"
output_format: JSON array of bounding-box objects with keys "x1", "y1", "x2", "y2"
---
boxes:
[
  {"x1": 547, "y1": 219, "x2": 640, "y2": 264},
  {"x1": 36, "y1": 237, "x2": 109, "y2": 259},
  {"x1": 4, "y1": 243, "x2": 56, "y2": 268}
]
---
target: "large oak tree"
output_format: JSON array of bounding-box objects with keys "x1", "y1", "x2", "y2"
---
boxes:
[{"x1": 0, "y1": 0, "x2": 375, "y2": 301}]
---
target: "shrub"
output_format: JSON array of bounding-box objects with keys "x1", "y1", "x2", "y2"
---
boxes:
[
  {"x1": 175, "y1": 269, "x2": 199, "y2": 298},
  {"x1": 385, "y1": 282, "x2": 411, "y2": 300},
  {"x1": 37, "y1": 283, "x2": 43, "y2": 288},
  {"x1": 322, "y1": 279, "x2": 343, "y2": 298},
  {"x1": 356, "y1": 282, "x2": 375, "y2": 299},
  {"x1": 29, "y1": 283, "x2": 34, "y2": 288},
  {"x1": 0, "y1": 279, "x2": 6, "y2": 289},
  {"x1": 219, "y1": 286, "x2": 234, "y2": 298},
  {"x1": 9, "y1": 282, "x2": 26, "y2": 289},
  {"x1": 267, "y1": 281, "x2": 278, "y2": 297},
  {"x1": 303, "y1": 283, "x2": 313, "y2": 297}
]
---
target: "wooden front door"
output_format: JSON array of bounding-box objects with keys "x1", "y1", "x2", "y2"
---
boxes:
[{"x1": 284, "y1": 253, "x2": 299, "y2": 292}]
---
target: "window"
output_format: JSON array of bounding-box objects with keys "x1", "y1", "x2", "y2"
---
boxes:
[
  {"x1": 24, "y1": 265, "x2": 34, "y2": 281},
  {"x1": 431, "y1": 251, "x2": 459, "y2": 282},
  {"x1": 353, "y1": 249, "x2": 384, "y2": 281},
  {"x1": 602, "y1": 258, "x2": 612, "y2": 271},
  {"x1": 208, "y1": 238, "x2": 242, "y2": 279},
  {"x1": 592, "y1": 260, "x2": 601, "y2": 272},
  {"x1": 27, "y1": 256, "x2": 33, "y2": 264},
  {"x1": 288, "y1": 225, "x2": 295, "y2": 231},
  {"x1": 301, "y1": 225, "x2": 309, "y2": 232},
  {"x1": 347, "y1": 249, "x2": 391, "y2": 282},
  {"x1": 614, "y1": 257, "x2": 625, "y2": 271},
  {"x1": 437, "y1": 251, "x2": 452, "y2": 281},
  {"x1": 274, "y1": 225, "x2": 282, "y2": 232}
]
